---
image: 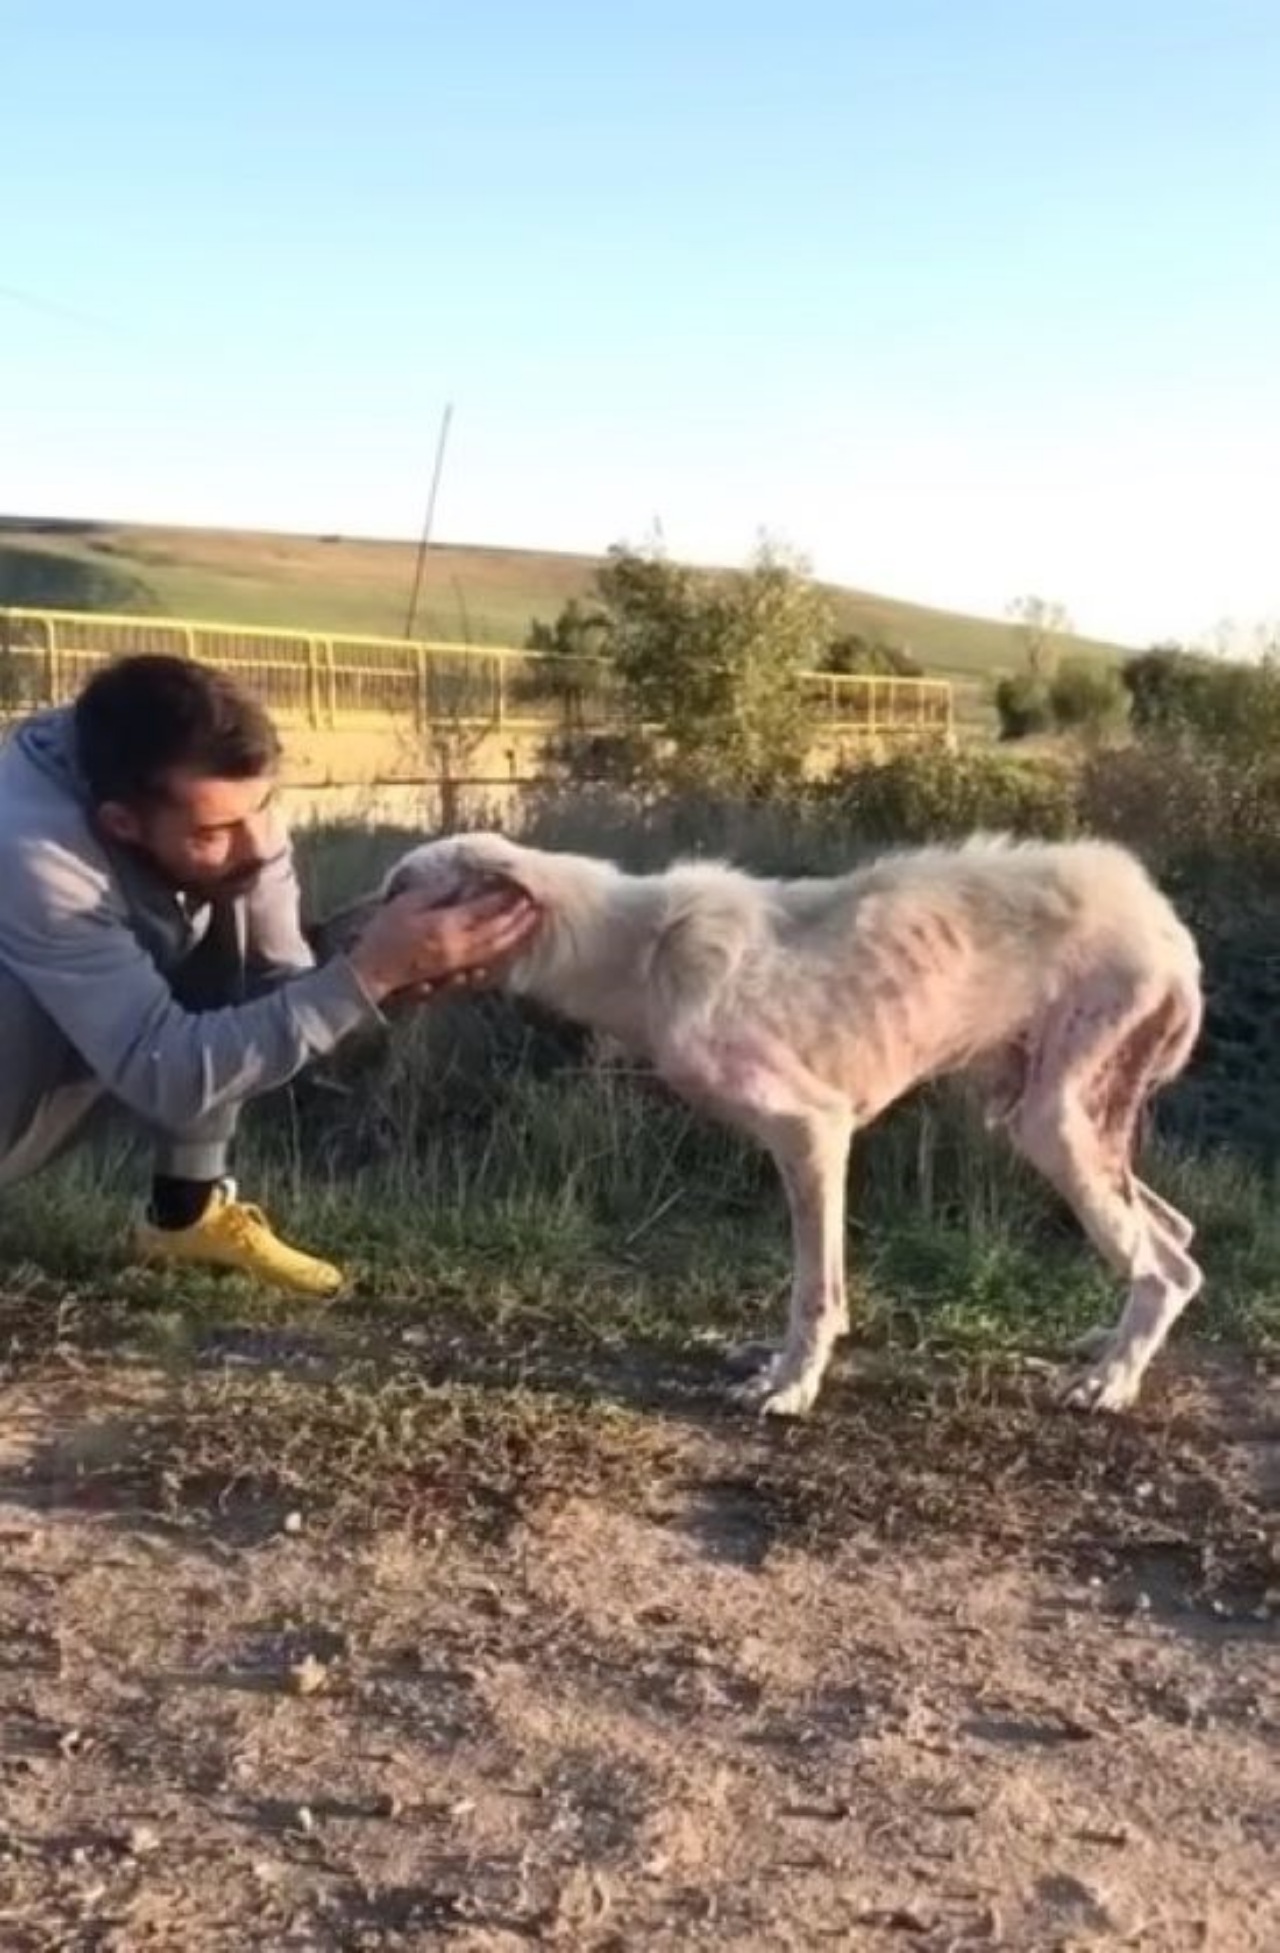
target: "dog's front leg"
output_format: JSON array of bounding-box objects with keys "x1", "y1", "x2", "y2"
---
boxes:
[
  {"x1": 730, "y1": 1108, "x2": 854, "y2": 1419},
  {"x1": 659, "y1": 1031, "x2": 855, "y2": 1418}
]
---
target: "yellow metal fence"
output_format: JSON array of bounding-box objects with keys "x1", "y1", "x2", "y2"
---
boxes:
[{"x1": 0, "y1": 606, "x2": 954, "y2": 744}]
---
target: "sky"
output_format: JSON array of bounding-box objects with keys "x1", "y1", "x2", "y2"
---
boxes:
[{"x1": 4, "y1": 0, "x2": 1280, "y2": 647}]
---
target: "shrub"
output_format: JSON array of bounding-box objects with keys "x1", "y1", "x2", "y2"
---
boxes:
[
  {"x1": 821, "y1": 747, "x2": 1078, "y2": 845},
  {"x1": 596, "y1": 539, "x2": 836, "y2": 796},
  {"x1": 1047, "y1": 656, "x2": 1129, "y2": 738},
  {"x1": 1122, "y1": 645, "x2": 1280, "y2": 752},
  {"x1": 994, "y1": 672, "x2": 1054, "y2": 740},
  {"x1": 821, "y1": 632, "x2": 923, "y2": 678}
]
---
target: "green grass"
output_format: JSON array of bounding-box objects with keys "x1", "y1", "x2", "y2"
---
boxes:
[{"x1": 0, "y1": 515, "x2": 1132, "y2": 684}]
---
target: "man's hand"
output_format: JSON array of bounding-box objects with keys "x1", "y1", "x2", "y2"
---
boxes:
[{"x1": 346, "y1": 885, "x2": 539, "y2": 1005}]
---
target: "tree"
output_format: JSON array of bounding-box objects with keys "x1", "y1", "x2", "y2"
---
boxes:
[
  {"x1": 594, "y1": 539, "x2": 836, "y2": 794},
  {"x1": 524, "y1": 596, "x2": 612, "y2": 660},
  {"x1": 1007, "y1": 594, "x2": 1073, "y2": 679}
]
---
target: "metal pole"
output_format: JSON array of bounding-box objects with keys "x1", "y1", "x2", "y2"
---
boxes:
[{"x1": 403, "y1": 401, "x2": 454, "y2": 639}]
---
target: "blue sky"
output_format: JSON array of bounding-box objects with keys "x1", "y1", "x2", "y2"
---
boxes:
[{"x1": 4, "y1": 0, "x2": 1280, "y2": 644}]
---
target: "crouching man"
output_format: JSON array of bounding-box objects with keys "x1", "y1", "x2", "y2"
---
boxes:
[{"x1": 0, "y1": 652, "x2": 537, "y2": 1295}]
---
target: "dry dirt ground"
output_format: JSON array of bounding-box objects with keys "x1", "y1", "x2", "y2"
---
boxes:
[{"x1": 1, "y1": 1341, "x2": 1277, "y2": 1953}]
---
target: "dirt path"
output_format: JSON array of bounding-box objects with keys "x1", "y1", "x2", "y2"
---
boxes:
[{"x1": 2, "y1": 1356, "x2": 1278, "y2": 1952}]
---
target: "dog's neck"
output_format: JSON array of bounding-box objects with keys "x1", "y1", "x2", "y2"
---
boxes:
[{"x1": 505, "y1": 859, "x2": 670, "y2": 1051}]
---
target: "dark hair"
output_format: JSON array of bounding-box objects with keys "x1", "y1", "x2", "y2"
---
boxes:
[{"x1": 73, "y1": 654, "x2": 282, "y2": 805}]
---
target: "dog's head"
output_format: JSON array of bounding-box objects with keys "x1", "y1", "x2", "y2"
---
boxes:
[
  {"x1": 308, "y1": 834, "x2": 531, "y2": 963},
  {"x1": 380, "y1": 831, "x2": 537, "y2": 908}
]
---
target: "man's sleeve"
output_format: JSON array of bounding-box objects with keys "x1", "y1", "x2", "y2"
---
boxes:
[
  {"x1": 242, "y1": 833, "x2": 319, "y2": 985},
  {"x1": 0, "y1": 837, "x2": 383, "y2": 1136}
]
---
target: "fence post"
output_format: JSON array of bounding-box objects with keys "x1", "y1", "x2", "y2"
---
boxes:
[
  {"x1": 319, "y1": 639, "x2": 336, "y2": 727},
  {"x1": 44, "y1": 614, "x2": 59, "y2": 702},
  {"x1": 414, "y1": 642, "x2": 429, "y2": 733},
  {"x1": 494, "y1": 654, "x2": 506, "y2": 728},
  {"x1": 305, "y1": 638, "x2": 322, "y2": 730}
]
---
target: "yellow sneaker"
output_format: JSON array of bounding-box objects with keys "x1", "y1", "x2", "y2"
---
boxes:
[{"x1": 134, "y1": 1181, "x2": 344, "y2": 1299}]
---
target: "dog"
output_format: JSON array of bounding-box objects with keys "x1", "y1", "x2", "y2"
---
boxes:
[{"x1": 367, "y1": 829, "x2": 1204, "y2": 1419}]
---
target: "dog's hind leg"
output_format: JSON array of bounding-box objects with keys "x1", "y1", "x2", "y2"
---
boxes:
[
  {"x1": 1090, "y1": 985, "x2": 1201, "y2": 1257},
  {"x1": 1012, "y1": 981, "x2": 1203, "y2": 1412}
]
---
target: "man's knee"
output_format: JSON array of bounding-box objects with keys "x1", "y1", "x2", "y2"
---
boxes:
[{"x1": 0, "y1": 966, "x2": 103, "y2": 1185}]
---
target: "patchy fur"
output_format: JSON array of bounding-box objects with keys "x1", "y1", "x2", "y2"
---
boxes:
[{"x1": 381, "y1": 830, "x2": 1204, "y2": 1419}]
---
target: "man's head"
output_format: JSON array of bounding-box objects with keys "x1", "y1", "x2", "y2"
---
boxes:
[{"x1": 74, "y1": 654, "x2": 284, "y2": 897}]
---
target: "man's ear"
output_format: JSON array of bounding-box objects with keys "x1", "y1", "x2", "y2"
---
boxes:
[{"x1": 96, "y1": 800, "x2": 143, "y2": 846}]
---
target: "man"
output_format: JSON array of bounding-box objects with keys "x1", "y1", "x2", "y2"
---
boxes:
[{"x1": 0, "y1": 652, "x2": 537, "y2": 1296}]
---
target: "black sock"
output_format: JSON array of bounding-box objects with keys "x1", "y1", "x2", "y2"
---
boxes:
[{"x1": 149, "y1": 1175, "x2": 219, "y2": 1231}]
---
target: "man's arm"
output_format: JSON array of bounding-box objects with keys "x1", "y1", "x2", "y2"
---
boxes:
[
  {"x1": 0, "y1": 837, "x2": 381, "y2": 1136},
  {"x1": 241, "y1": 834, "x2": 318, "y2": 987}
]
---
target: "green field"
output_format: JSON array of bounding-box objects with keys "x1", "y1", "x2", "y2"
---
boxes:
[{"x1": 0, "y1": 516, "x2": 1132, "y2": 736}]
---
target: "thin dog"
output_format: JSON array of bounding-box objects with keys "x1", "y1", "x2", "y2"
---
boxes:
[{"x1": 371, "y1": 830, "x2": 1204, "y2": 1419}]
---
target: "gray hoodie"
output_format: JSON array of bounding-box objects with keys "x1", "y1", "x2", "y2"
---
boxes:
[{"x1": 0, "y1": 706, "x2": 381, "y2": 1136}]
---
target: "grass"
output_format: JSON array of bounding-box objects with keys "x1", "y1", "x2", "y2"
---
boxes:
[
  {"x1": 0, "y1": 515, "x2": 1132, "y2": 680},
  {"x1": 3, "y1": 802, "x2": 1278, "y2": 1607}
]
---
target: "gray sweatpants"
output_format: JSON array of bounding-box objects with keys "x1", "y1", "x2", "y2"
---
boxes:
[{"x1": 0, "y1": 910, "x2": 243, "y2": 1192}]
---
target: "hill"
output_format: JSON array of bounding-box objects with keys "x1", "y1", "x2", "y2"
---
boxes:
[{"x1": 0, "y1": 517, "x2": 1134, "y2": 734}]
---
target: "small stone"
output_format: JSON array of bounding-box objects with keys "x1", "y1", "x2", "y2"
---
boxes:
[
  {"x1": 282, "y1": 1511, "x2": 305, "y2": 1536},
  {"x1": 285, "y1": 1655, "x2": 330, "y2": 1697},
  {"x1": 124, "y1": 1823, "x2": 161, "y2": 1857},
  {"x1": 294, "y1": 1804, "x2": 315, "y2": 1835}
]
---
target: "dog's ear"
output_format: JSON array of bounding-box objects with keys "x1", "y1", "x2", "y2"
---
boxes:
[
  {"x1": 386, "y1": 839, "x2": 536, "y2": 908},
  {"x1": 449, "y1": 838, "x2": 541, "y2": 905},
  {"x1": 307, "y1": 889, "x2": 386, "y2": 960}
]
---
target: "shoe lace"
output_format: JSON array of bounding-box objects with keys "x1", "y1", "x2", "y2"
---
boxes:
[{"x1": 220, "y1": 1201, "x2": 272, "y2": 1243}]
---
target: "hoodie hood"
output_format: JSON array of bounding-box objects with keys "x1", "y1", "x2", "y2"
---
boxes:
[{"x1": 9, "y1": 704, "x2": 90, "y2": 805}]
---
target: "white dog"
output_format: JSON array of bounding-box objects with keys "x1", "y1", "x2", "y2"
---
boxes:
[{"x1": 379, "y1": 830, "x2": 1204, "y2": 1419}]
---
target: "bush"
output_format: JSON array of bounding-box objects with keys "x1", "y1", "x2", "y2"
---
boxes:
[
  {"x1": 821, "y1": 632, "x2": 923, "y2": 678},
  {"x1": 1080, "y1": 743, "x2": 1280, "y2": 884},
  {"x1": 596, "y1": 539, "x2": 837, "y2": 796},
  {"x1": 820, "y1": 747, "x2": 1078, "y2": 845},
  {"x1": 1122, "y1": 645, "x2": 1280, "y2": 752},
  {"x1": 994, "y1": 672, "x2": 1054, "y2": 740},
  {"x1": 1047, "y1": 656, "x2": 1129, "y2": 738}
]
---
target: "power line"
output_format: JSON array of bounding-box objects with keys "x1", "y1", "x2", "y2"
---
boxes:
[{"x1": 0, "y1": 281, "x2": 115, "y2": 332}]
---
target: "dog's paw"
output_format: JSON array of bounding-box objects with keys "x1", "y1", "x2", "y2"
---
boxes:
[
  {"x1": 728, "y1": 1367, "x2": 821, "y2": 1419},
  {"x1": 1059, "y1": 1352, "x2": 1143, "y2": 1415},
  {"x1": 728, "y1": 1365, "x2": 779, "y2": 1409},
  {"x1": 759, "y1": 1375, "x2": 822, "y2": 1418}
]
